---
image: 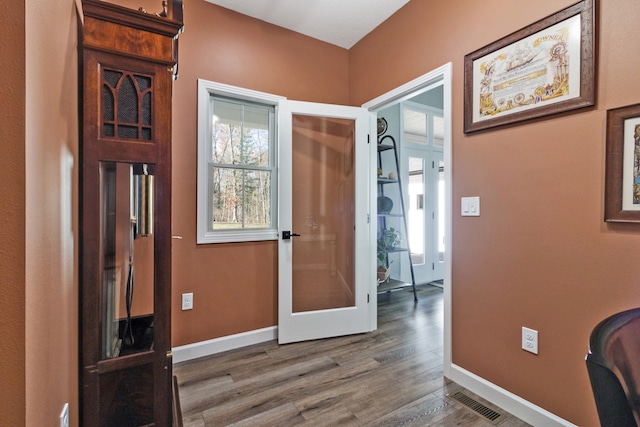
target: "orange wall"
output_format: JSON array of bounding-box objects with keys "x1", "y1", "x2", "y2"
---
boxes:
[
  {"x1": 167, "y1": 0, "x2": 350, "y2": 346},
  {"x1": 0, "y1": 1, "x2": 26, "y2": 426},
  {"x1": 25, "y1": 0, "x2": 80, "y2": 426},
  {"x1": 15, "y1": 0, "x2": 638, "y2": 425},
  {"x1": 350, "y1": 1, "x2": 640, "y2": 426}
]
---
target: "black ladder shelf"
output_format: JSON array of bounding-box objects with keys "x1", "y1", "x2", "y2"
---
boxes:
[{"x1": 377, "y1": 133, "x2": 417, "y2": 302}]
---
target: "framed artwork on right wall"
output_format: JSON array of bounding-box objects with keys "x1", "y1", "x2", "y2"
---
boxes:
[
  {"x1": 605, "y1": 103, "x2": 640, "y2": 222},
  {"x1": 463, "y1": 0, "x2": 596, "y2": 133}
]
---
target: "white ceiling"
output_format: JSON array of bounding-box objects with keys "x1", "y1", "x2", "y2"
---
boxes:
[{"x1": 204, "y1": 0, "x2": 410, "y2": 49}]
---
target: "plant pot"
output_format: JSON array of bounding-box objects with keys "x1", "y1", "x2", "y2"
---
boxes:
[{"x1": 377, "y1": 266, "x2": 390, "y2": 284}]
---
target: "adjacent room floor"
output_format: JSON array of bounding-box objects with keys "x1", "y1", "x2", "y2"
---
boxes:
[{"x1": 174, "y1": 285, "x2": 531, "y2": 426}]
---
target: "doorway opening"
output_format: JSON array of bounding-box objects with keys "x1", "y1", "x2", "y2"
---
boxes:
[
  {"x1": 363, "y1": 63, "x2": 452, "y2": 376},
  {"x1": 378, "y1": 96, "x2": 444, "y2": 287}
]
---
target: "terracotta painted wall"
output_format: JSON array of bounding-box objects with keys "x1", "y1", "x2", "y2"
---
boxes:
[
  {"x1": 350, "y1": 1, "x2": 640, "y2": 426},
  {"x1": 25, "y1": 0, "x2": 79, "y2": 426},
  {"x1": 34, "y1": 0, "x2": 637, "y2": 425},
  {"x1": 0, "y1": 1, "x2": 26, "y2": 426},
  {"x1": 156, "y1": 0, "x2": 349, "y2": 346}
]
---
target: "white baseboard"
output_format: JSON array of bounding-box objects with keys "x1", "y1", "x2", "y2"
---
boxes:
[
  {"x1": 449, "y1": 364, "x2": 577, "y2": 427},
  {"x1": 172, "y1": 326, "x2": 278, "y2": 364}
]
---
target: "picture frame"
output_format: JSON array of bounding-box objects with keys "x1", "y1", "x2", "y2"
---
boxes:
[
  {"x1": 604, "y1": 104, "x2": 640, "y2": 223},
  {"x1": 463, "y1": 0, "x2": 595, "y2": 134}
]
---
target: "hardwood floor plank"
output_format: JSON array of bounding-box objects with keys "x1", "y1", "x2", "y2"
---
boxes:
[
  {"x1": 211, "y1": 357, "x2": 383, "y2": 425},
  {"x1": 293, "y1": 351, "x2": 443, "y2": 424},
  {"x1": 198, "y1": 356, "x2": 339, "y2": 424},
  {"x1": 291, "y1": 358, "x2": 383, "y2": 421},
  {"x1": 177, "y1": 374, "x2": 235, "y2": 415},
  {"x1": 362, "y1": 392, "x2": 457, "y2": 427},
  {"x1": 174, "y1": 286, "x2": 532, "y2": 426},
  {"x1": 227, "y1": 403, "x2": 305, "y2": 427},
  {"x1": 299, "y1": 406, "x2": 360, "y2": 426},
  {"x1": 175, "y1": 344, "x2": 276, "y2": 387},
  {"x1": 343, "y1": 364, "x2": 448, "y2": 423},
  {"x1": 181, "y1": 412, "x2": 205, "y2": 427}
]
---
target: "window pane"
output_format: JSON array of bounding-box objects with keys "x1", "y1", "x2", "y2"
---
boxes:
[
  {"x1": 403, "y1": 108, "x2": 427, "y2": 144},
  {"x1": 291, "y1": 115, "x2": 356, "y2": 312},
  {"x1": 209, "y1": 167, "x2": 271, "y2": 231},
  {"x1": 244, "y1": 170, "x2": 271, "y2": 228},
  {"x1": 210, "y1": 167, "x2": 244, "y2": 230},
  {"x1": 242, "y1": 105, "x2": 270, "y2": 167},
  {"x1": 211, "y1": 100, "x2": 242, "y2": 165},
  {"x1": 210, "y1": 99, "x2": 271, "y2": 167},
  {"x1": 434, "y1": 115, "x2": 444, "y2": 147}
]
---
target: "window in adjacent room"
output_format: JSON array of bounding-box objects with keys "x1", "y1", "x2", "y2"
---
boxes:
[{"x1": 197, "y1": 80, "x2": 284, "y2": 243}]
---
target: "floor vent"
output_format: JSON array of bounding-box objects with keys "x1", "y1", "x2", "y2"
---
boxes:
[{"x1": 447, "y1": 391, "x2": 506, "y2": 425}]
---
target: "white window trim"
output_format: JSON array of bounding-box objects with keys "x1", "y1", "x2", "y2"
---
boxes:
[{"x1": 197, "y1": 79, "x2": 286, "y2": 244}]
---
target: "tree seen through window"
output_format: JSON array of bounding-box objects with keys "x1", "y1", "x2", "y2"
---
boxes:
[{"x1": 208, "y1": 98, "x2": 274, "y2": 230}]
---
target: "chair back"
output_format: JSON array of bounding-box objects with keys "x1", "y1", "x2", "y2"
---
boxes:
[{"x1": 586, "y1": 308, "x2": 640, "y2": 427}]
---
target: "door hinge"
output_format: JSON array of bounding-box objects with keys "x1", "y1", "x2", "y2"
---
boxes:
[
  {"x1": 432, "y1": 263, "x2": 435, "y2": 270},
  {"x1": 367, "y1": 293, "x2": 370, "y2": 303},
  {"x1": 367, "y1": 134, "x2": 371, "y2": 144},
  {"x1": 367, "y1": 213, "x2": 370, "y2": 224}
]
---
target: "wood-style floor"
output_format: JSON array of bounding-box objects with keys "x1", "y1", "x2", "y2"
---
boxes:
[{"x1": 174, "y1": 285, "x2": 531, "y2": 426}]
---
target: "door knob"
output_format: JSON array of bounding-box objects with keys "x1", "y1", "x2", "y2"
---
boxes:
[{"x1": 282, "y1": 231, "x2": 301, "y2": 240}]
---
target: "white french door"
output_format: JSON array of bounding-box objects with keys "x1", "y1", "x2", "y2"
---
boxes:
[
  {"x1": 403, "y1": 148, "x2": 444, "y2": 285},
  {"x1": 278, "y1": 100, "x2": 373, "y2": 344}
]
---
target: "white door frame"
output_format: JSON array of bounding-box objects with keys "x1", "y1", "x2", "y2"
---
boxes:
[{"x1": 362, "y1": 62, "x2": 453, "y2": 377}]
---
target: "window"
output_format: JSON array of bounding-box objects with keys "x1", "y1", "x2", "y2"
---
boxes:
[
  {"x1": 197, "y1": 80, "x2": 284, "y2": 243},
  {"x1": 402, "y1": 103, "x2": 444, "y2": 148}
]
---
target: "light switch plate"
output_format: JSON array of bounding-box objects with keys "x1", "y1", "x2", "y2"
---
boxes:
[{"x1": 461, "y1": 196, "x2": 480, "y2": 216}]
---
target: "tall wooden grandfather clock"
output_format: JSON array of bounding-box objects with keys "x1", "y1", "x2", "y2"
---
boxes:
[{"x1": 79, "y1": 1, "x2": 183, "y2": 425}]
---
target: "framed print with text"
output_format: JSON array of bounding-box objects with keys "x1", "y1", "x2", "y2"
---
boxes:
[{"x1": 464, "y1": 0, "x2": 595, "y2": 133}]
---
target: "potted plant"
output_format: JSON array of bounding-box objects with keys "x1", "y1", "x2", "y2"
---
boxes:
[{"x1": 377, "y1": 227, "x2": 402, "y2": 283}]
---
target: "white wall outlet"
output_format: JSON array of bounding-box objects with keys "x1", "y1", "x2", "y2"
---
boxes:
[
  {"x1": 182, "y1": 293, "x2": 193, "y2": 310},
  {"x1": 522, "y1": 326, "x2": 538, "y2": 354},
  {"x1": 60, "y1": 403, "x2": 69, "y2": 427},
  {"x1": 461, "y1": 196, "x2": 480, "y2": 216}
]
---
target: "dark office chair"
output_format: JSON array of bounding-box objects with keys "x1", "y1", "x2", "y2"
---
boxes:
[{"x1": 586, "y1": 308, "x2": 640, "y2": 427}]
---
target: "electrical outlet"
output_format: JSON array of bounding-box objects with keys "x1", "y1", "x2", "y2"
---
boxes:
[
  {"x1": 60, "y1": 403, "x2": 69, "y2": 427},
  {"x1": 522, "y1": 326, "x2": 538, "y2": 354},
  {"x1": 182, "y1": 293, "x2": 193, "y2": 310}
]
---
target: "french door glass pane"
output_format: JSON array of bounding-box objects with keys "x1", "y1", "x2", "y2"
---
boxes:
[
  {"x1": 438, "y1": 160, "x2": 445, "y2": 259},
  {"x1": 408, "y1": 157, "x2": 425, "y2": 265},
  {"x1": 291, "y1": 114, "x2": 355, "y2": 313}
]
